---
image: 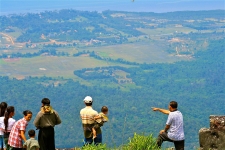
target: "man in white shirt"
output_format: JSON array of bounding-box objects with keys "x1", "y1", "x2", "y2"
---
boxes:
[{"x1": 152, "y1": 101, "x2": 185, "y2": 150}]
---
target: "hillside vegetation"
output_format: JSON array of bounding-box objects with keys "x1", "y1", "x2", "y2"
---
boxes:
[
  {"x1": 0, "y1": 38, "x2": 224, "y2": 149},
  {"x1": 0, "y1": 10, "x2": 225, "y2": 149}
]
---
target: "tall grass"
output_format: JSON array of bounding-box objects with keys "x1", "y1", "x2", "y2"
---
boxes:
[
  {"x1": 81, "y1": 143, "x2": 107, "y2": 150},
  {"x1": 121, "y1": 133, "x2": 160, "y2": 150},
  {"x1": 80, "y1": 133, "x2": 160, "y2": 150}
]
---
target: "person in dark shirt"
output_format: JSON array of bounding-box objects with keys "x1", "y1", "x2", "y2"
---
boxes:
[{"x1": 33, "y1": 98, "x2": 61, "y2": 150}]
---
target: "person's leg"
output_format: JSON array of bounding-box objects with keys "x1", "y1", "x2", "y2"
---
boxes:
[
  {"x1": 156, "y1": 132, "x2": 173, "y2": 148},
  {"x1": 174, "y1": 140, "x2": 185, "y2": 150},
  {"x1": 0, "y1": 135, "x2": 4, "y2": 150},
  {"x1": 94, "y1": 133, "x2": 102, "y2": 145},
  {"x1": 3, "y1": 137, "x2": 7, "y2": 150},
  {"x1": 92, "y1": 128, "x2": 97, "y2": 139},
  {"x1": 83, "y1": 137, "x2": 93, "y2": 146},
  {"x1": 3, "y1": 138, "x2": 8, "y2": 150},
  {"x1": 47, "y1": 127, "x2": 55, "y2": 150},
  {"x1": 4, "y1": 132, "x2": 10, "y2": 150},
  {"x1": 2, "y1": 137, "x2": 6, "y2": 150},
  {"x1": 38, "y1": 129, "x2": 47, "y2": 150},
  {"x1": 0, "y1": 137, "x2": 2, "y2": 150}
]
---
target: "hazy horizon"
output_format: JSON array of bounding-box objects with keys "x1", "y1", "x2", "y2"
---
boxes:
[{"x1": 0, "y1": 0, "x2": 224, "y2": 15}]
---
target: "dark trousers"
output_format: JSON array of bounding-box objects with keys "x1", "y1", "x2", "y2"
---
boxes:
[
  {"x1": 157, "y1": 132, "x2": 184, "y2": 150},
  {"x1": 38, "y1": 127, "x2": 55, "y2": 150},
  {"x1": 83, "y1": 133, "x2": 102, "y2": 146}
]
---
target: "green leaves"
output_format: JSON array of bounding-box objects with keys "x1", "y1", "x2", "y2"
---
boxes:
[{"x1": 121, "y1": 133, "x2": 160, "y2": 150}]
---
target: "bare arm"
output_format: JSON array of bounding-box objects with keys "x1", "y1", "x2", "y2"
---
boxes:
[
  {"x1": 20, "y1": 130, "x2": 26, "y2": 142},
  {"x1": 94, "y1": 115, "x2": 101, "y2": 120},
  {"x1": 151, "y1": 107, "x2": 170, "y2": 115}
]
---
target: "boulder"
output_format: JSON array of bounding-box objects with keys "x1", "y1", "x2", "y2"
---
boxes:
[{"x1": 199, "y1": 115, "x2": 225, "y2": 150}]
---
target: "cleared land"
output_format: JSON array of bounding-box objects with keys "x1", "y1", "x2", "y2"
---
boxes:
[{"x1": 0, "y1": 56, "x2": 131, "y2": 79}]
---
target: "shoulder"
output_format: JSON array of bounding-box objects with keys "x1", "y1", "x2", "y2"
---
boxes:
[
  {"x1": 53, "y1": 110, "x2": 59, "y2": 114},
  {"x1": 0, "y1": 117, "x2": 4, "y2": 122},
  {"x1": 80, "y1": 107, "x2": 98, "y2": 115},
  {"x1": 9, "y1": 118, "x2": 16, "y2": 123},
  {"x1": 99, "y1": 112, "x2": 104, "y2": 116},
  {"x1": 169, "y1": 111, "x2": 182, "y2": 117},
  {"x1": 80, "y1": 108, "x2": 85, "y2": 113},
  {"x1": 36, "y1": 111, "x2": 44, "y2": 117},
  {"x1": 92, "y1": 109, "x2": 98, "y2": 115}
]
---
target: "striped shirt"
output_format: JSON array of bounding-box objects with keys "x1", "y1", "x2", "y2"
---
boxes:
[
  {"x1": 80, "y1": 106, "x2": 100, "y2": 138},
  {"x1": 8, "y1": 118, "x2": 28, "y2": 148},
  {"x1": 80, "y1": 107, "x2": 98, "y2": 124}
]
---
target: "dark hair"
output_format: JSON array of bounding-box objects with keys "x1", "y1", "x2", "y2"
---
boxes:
[
  {"x1": 101, "y1": 106, "x2": 108, "y2": 113},
  {"x1": 85, "y1": 103, "x2": 92, "y2": 106},
  {"x1": 4, "y1": 106, "x2": 14, "y2": 132},
  {"x1": 170, "y1": 101, "x2": 178, "y2": 109},
  {"x1": 23, "y1": 110, "x2": 32, "y2": 116},
  {"x1": 0, "y1": 102, "x2": 8, "y2": 117},
  {"x1": 28, "y1": 129, "x2": 35, "y2": 137},
  {"x1": 41, "y1": 98, "x2": 50, "y2": 105}
]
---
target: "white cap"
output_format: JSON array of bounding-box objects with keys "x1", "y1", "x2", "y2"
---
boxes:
[{"x1": 83, "y1": 96, "x2": 93, "y2": 103}]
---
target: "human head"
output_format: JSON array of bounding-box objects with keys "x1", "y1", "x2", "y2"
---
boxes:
[
  {"x1": 101, "y1": 106, "x2": 108, "y2": 114},
  {"x1": 83, "y1": 96, "x2": 93, "y2": 106},
  {"x1": 0, "y1": 102, "x2": 8, "y2": 117},
  {"x1": 41, "y1": 98, "x2": 50, "y2": 106},
  {"x1": 28, "y1": 129, "x2": 35, "y2": 137},
  {"x1": 169, "y1": 101, "x2": 178, "y2": 111},
  {"x1": 23, "y1": 110, "x2": 32, "y2": 121},
  {"x1": 5, "y1": 106, "x2": 15, "y2": 117}
]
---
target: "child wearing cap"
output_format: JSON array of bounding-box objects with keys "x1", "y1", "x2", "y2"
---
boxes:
[
  {"x1": 23, "y1": 129, "x2": 40, "y2": 150},
  {"x1": 92, "y1": 106, "x2": 109, "y2": 139}
]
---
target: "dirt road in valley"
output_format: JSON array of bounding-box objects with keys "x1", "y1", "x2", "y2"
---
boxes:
[{"x1": 0, "y1": 32, "x2": 14, "y2": 45}]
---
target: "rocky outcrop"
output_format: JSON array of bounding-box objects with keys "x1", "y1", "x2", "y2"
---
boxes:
[{"x1": 199, "y1": 115, "x2": 225, "y2": 150}]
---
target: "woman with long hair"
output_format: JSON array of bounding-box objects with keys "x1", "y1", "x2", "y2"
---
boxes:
[
  {"x1": 0, "y1": 106, "x2": 16, "y2": 150},
  {"x1": 0, "y1": 102, "x2": 7, "y2": 117},
  {"x1": 8, "y1": 110, "x2": 32, "y2": 150}
]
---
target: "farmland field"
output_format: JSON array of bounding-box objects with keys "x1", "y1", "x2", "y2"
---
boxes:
[{"x1": 0, "y1": 56, "x2": 131, "y2": 79}]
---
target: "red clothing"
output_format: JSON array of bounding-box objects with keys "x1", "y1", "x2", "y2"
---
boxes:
[{"x1": 8, "y1": 118, "x2": 28, "y2": 148}]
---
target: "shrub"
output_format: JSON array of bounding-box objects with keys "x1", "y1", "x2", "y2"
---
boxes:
[
  {"x1": 80, "y1": 133, "x2": 160, "y2": 150},
  {"x1": 120, "y1": 133, "x2": 160, "y2": 150}
]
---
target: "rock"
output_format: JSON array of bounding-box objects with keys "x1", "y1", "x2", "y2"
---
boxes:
[{"x1": 199, "y1": 115, "x2": 225, "y2": 150}]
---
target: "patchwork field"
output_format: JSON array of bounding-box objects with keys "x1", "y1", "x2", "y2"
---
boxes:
[{"x1": 0, "y1": 56, "x2": 131, "y2": 79}]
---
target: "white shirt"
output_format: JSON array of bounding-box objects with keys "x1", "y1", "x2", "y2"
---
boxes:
[
  {"x1": 166, "y1": 110, "x2": 185, "y2": 141},
  {"x1": 0, "y1": 116, "x2": 16, "y2": 135}
]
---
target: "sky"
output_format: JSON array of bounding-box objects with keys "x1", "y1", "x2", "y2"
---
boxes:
[{"x1": 0, "y1": 0, "x2": 224, "y2": 15}]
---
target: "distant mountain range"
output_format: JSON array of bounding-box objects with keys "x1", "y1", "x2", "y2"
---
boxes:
[{"x1": 1, "y1": 0, "x2": 224, "y2": 15}]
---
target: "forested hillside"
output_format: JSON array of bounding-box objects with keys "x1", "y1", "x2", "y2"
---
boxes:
[{"x1": 0, "y1": 38, "x2": 224, "y2": 149}]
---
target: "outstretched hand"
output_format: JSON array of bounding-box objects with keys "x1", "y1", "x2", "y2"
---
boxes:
[{"x1": 151, "y1": 107, "x2": 158, "y2": 111}]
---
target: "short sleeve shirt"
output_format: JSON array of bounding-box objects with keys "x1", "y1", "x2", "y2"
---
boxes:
[
  {"x1": 23, "y1": 138, "x2": 40, "y2": 150},
  {"x1": 0, "y1": 117, "x2": 16, "y2": 135},
  {"x1": 80, "y1": 106, "x2": 100, "y2": 138},
  {"x1": 166, "y1": 110, "x2": 185, "y2": 141},
  {"x1": 8, "y1": 118, "x2": 28, "y2": 148},
  {"x1": 96, "y1": 112, "x2": 108, "y2": 123},
  {"x1": 80, "y1": 107, "x2": 98, "y2": 124}
]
